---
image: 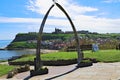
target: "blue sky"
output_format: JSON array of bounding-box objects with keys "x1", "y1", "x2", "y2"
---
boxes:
[{"x1": 0, "y1": 0, "x2": 120, "y2": 40}]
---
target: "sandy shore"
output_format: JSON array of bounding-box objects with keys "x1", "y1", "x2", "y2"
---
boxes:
[{"x1": 25, "y1": 49, "x2": 58, "y2": 53}]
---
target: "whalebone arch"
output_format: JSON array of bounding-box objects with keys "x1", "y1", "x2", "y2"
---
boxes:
[{"x1": 36, "y1": 2, "x2": 83, "y2": 68}]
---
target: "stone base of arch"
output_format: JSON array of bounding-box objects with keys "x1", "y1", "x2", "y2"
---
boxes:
[{"x1": 30, "y1": 67, "x2": 48, "y2": 77}]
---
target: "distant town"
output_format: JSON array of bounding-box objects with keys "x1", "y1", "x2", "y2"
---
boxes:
[{"x1": 6, "y1": 28, "x2": 120, "y2": 50}]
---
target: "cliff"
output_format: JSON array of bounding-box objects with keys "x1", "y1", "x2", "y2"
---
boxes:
[
  {"x1": 12, "y1": 32, "x2": 38, "y2": 42},
  {"x1": 6, "y1": 32, "x2": 72, "y2": 49}
]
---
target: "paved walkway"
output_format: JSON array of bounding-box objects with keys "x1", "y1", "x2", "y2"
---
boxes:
[
  {"x1": 1, "y1": 62, "x2": 120, "y2": 80},
  {"x1": 0, "y1": 62, "x2": 8, "y2": 65}
]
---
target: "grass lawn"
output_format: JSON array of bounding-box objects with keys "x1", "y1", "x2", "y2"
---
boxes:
[
  {"x1": 0, "y1": 60, "x2": 7, "y2": 63},
  {"x1": 84, "y1": 50, "x2": 120, "y2": 62},
  {"x1": 13, "y1": 52, "x2": 78, "y2": 62},
  {"x1": 13, "y1": 50, "x2": 120, "y2": 63},
  {"x1": 0, "y1": 65, "x2": 14, "y2": 77}
]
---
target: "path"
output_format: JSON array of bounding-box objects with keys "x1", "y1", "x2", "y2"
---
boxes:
[
  {"x1": 0, "y1": 62, "x2": 120, "y2": 80},
  {"x1": 0, "y1": 62, "x2": 8, "y2": 65}
]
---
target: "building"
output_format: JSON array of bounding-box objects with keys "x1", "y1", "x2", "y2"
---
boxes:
[{"x1": 52, "y1": 28, "x2": 64, "y2": 34}]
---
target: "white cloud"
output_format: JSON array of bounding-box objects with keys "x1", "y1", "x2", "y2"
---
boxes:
[
  {"x1": 0, "y1": 17, "x2": 41, "y2": 23},
  {"x1": 103, "y1": 0, "x2": 120, "y2": 3},
  {"x1": 74, "y1": 15, "x2": 120, "y2": 33},
  {"x1": 1, "y1": 16, "x2": 120, "y2": 33},
  {"x1": 27, "y1": 0, "x2": 98, "y2": 18},
  {"x1": 0, "y1": 0, "x2": 120, "y2": 33}
]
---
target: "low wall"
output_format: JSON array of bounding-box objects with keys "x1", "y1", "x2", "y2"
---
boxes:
[
  {"x1": 66, "y1": 44, "x2": 92, "y2": 52},
  {"x1": 8, "y1": 59, "x2": 77, "y2": 66}
]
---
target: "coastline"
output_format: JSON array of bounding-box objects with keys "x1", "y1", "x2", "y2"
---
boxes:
[
  {"x1": 0, "y1": 48, "x2": 6, "y2": 50},
  {"x1": 0, "y1": 48, "x2": 58, "y2": 53},
  {"x1": 0, "y1": 48, "x2": 58, "y2": 61}
]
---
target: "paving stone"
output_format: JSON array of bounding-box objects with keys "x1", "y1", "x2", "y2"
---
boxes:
[{"x1": 1, "y1": 62, "x2": 120, "y2": 80}]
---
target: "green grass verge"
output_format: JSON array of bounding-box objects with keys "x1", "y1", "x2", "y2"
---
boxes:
[
  {"x1": 84, "y1": 50, "x2": 120, "y2": 62},
  {"x1": 13, "y1": 50, "x2": 120, "y2": 62},
  {"x1": 0, "y1": 65, "x2": 15, "y2": 77},
  {"x1": 7, "y1": 41, "x2": 36, "y2": 49},
  {"x1": 13, "y1": 52, "x2": 77, "y2": 62},
  {"x1": 0, "y1": 60, "x2": 7, "y2": 63}
]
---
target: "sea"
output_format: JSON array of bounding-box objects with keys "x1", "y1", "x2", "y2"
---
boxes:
[
  {"x1": 0, "y1": 40, "x2": 12, "y2": 48},
  {"x1": 0, "y1": 40, "x2": 36, "y2": 60}
]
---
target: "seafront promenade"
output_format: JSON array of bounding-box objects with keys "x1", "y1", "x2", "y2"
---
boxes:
[{"x1": 0, "y1": 62, "x2": 120, "y2": 80}]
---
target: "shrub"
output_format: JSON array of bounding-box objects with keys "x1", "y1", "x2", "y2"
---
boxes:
[{"x1": 7, "y1": 64, "x2": 30, "y2": 78}]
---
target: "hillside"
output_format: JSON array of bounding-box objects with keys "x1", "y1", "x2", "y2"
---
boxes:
[
  {"x1": 12, "y1": 32, "x2": 73, "y2": 42},
  {"x1": 6, "y1": 32, "x2": 120, "y2": 50},
  {"x1": 6, "y1": 32, "x2": 73, "y2": 49}
]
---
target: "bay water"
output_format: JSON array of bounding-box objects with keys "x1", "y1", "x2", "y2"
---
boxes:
[
  {"x1": 0, "y1": 40, "x2": 12, "y2": 48},
  {"x1": 0, "y1": 40, "x2": 36, "y2": 60}
]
